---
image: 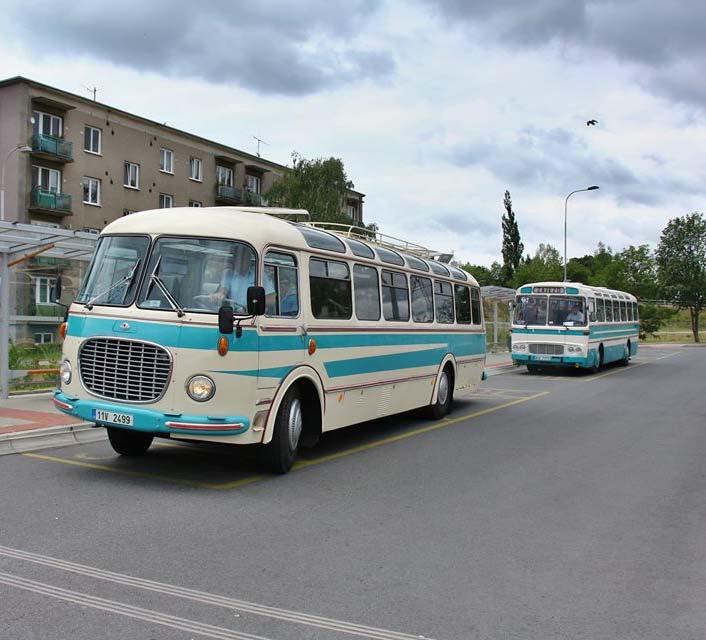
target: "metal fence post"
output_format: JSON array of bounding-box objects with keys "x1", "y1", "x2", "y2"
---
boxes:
[
  {"x1": 493, "y1": 300, "x2": 498, "y2": 346},
  {"x1": 0, "y1": 252, "x2": 10, "y2": 399}
]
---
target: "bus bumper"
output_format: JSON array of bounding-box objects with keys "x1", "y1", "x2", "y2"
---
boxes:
[
  {"x1": 511, "y1": 354, "x2": 591, "y2": 368},
  {"x1": 53, "y1": 390, "x2": 250, "y2": 437}
]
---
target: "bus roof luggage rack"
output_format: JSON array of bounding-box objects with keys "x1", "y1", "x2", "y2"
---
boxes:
[
  {"x1": 304, "y1": 221, "x2": 454, "y2": 263},
  {"x1": 241, "y1": 207, "x2": 311, "y2": 220}
]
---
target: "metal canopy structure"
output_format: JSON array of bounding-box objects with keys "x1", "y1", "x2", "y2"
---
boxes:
[
  {"x1": 481, "y1": 285, "x2": 516, "y2": 348},
  {"x1": 0, "y1": 221, "x2": 98, "y2": 398}
]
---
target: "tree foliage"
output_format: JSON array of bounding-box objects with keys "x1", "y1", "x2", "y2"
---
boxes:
[
  {"x1": 501, "y1": 190, "x2": 524, "y2": 285},
  {"x1": 461, "y1": 261, "x2": 504, "y2": 286},
  {"x1": 655, "y1": 212, "x2": 706, "y2": 342},
  {"x1": 511, "y1": 243, "x2": 562, "y2": 287},
  {"x1": 265, "y1": 152, "x2": 355, "y2": 224}
]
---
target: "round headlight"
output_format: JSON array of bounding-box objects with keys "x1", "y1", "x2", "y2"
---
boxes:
[
  {"x1": 186, "y1": 375, "x2": 215, "y2": 402},
  {"x1": 567, "y1": 345, "x2": 575, "y2": 353},
  {"x1": 59, "y1": 360, "x2": 72, "y2": 384}
]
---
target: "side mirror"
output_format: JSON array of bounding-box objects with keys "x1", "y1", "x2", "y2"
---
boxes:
[
  {"x1": 246, "y1": 286, "x2": 266, "y2": 316},
  {"x1": 50, "y1": 275, "x2": 63, "y2": 303},
  {"x1": 218, "y1": 305, "x2": 234, "y2": 334}
]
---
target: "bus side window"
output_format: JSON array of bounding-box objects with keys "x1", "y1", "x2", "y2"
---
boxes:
[
  {"x1": 264, "y1": 251, "x2": 299, "y2": 317},
  {"x1": 620, "y1": 300, "x2": 627, "y2": 321},
  {"x1": 310, "y1": 257, "x2": 352, "y2": 320},
  {"x1": 471, "y1": 288, "x2": 482, "y2": 325},
  {"x1": 588, "y1": 297, "x2": 597, "y2": 323},
  {"x1": 381, "y1": 269, "x2": 409, "y2": 322},
  {"x1": 353, "y1": 264, "x2": 381, "y2": 321},
  {"x1": 597, "y1": 298, "x2": 605, "y2": 322},
  {"x1": 627, "y1": 301, "x2": 634, "y2": 321},
  {"x1": 434, "y1": 280, "x2": 454, "y2": 324},
  {"x1": 634, "y1": 302, "x2": 639, "y2": 321},
  {"x1": 454, "y1": 284, "x2": 471, "y2": 324},
  {"x1": 411, "y1": 275, "x2": 434, "y2": 323},
  {"x1": 605, "y1": 299, "x2": 613, "y2": 322}
]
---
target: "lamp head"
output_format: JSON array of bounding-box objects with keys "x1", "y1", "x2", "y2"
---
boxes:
[{"x1": 587, "y1": 185, "x2": 599, "y2": 191}]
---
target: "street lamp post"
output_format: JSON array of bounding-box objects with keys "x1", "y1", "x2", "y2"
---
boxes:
[
  {"x1": 1, "y1": 144, "x2": 32, "y2": 222},
  {"x1": 564, "y1": 185, "x2": 599, "y2": 282}
]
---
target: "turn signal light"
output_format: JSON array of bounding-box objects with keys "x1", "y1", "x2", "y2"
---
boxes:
[
  {"x1": 58, "y1": 322, "x2": 67, "y2": 339},
  {"x1": 217, "y1": 336, "x2": 229, "y2": 356},
  {"x1": 308, "y1": 338, "x2": 317, "y2": 355}
]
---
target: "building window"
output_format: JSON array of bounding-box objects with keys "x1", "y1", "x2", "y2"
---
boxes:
[
  {"x1": 31, "y1": 166, "x2": 61, "y2": 192},
  {"x1": 217, "y1": 165, "x2": 233, "y2": 187},
  {"x1": 160, "y1": 148, "x2": 174, "y2": 174},
  {"x1": 123, "y1": 209, "x2": 136, "y2": 216},
  {"x1": 188, "y1": 200, "x2": 202, "y2": 207},
  {"x1": 159, "y1": 193, "x2": 173, "y2": 208},
  {"x1": 347, "y1": 203, "x2": 357, "y2": 219},
  {"x1": 246, "y1": 174, "x2": 261, "y2": 194},
  {"x1": 82, "y1": 177, "x2": 101, "y2": 205},
  {"x1": 34, "y1": 332, "x2": 54, "y2": 344},
  {"x1": 123, "y1": 161, "x2": 140, "y2": 189},
  {"x1": 189, "y1": 157, "x2": 202, "y2": 181},
  {"x1": 84, "y1": 126, "x2": 101, "y2": 154},
  {"x1": 30, "y1": 219, "x2": 60, "y2": 228},
  {"x1": 34, "y1": 277, "x2": 57, "y2": 305},
  {"x1": 33, "y1": 110, "x2": 62, "y2": 137}
]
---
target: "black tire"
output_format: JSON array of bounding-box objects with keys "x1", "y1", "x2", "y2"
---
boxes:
[
  {"x1": 527, "y1": 364, "x2": 541, "y2": 374},
  {"x1": 620, "y1": 341, "x2": 631, "y2": 366},
  {"x1": 263, "y1": 387, "x2": 303, "y2": 474},
  {"x1": 427, "y1": 366, "x2": 453, "y2": 420},
  {"x1": 107, "y1": 427, "x2": 153, "y2": 456}
]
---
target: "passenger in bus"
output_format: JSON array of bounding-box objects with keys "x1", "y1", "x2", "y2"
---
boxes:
[{"x1": 207, "y1": 252, "x2": 255, "y2": 310}]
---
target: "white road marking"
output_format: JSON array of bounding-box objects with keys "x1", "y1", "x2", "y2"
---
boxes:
[{"x1": 0, "y1": 545, "x2": 432, "y2": 640}]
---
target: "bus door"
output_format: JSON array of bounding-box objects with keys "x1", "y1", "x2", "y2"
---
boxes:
[{"x1": 257, "y1": 250, "x2": 306, "y2": 390}]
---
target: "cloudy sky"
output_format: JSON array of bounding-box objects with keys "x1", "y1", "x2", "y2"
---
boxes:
[{"x1": 3, "y1": 0, "x2": 706, "y2": 265}]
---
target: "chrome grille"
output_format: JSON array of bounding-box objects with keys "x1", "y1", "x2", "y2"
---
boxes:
[
  {"x1": 79, "y1": 338, "x2": 172, "y2": 402},
  {"x1": 529, "y1": 343, "x2": 564, "y2": 355}
]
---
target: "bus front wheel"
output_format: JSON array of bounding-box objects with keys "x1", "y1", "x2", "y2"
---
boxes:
[
  {"x1": 427, "y1": 366, "x2": 453, "y2": 420},
  {"x1": 263, "y1": 387, "x2": 302, "y2": 474},
  {"x1": 107, "y1": 427, "x2": 153, "y2": 456}
]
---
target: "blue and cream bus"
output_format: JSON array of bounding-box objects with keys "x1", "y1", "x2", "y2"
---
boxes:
[
  {"x1": 511, "y1": 282, "x2": 639, "y2": 373},
  {"x1": 52, "y1": 207, "x2": 486, "y2": 472}
]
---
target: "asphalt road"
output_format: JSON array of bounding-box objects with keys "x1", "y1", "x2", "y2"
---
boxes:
[{"x1": 0, "y1": 345, "x2": 704, "y2": 639}]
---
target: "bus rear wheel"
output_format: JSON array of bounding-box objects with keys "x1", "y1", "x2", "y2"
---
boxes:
[
  {"x1": 620, "y1": 341, "x2": 631, "y2": 366},
  {"x1": 427, "y1": 366, "x2": 453, "y2": 420},
  {"x1": 527, "y1": 364, "x2": 541, "y2": 374},
  {"x1": 107, "y1": 427, "x2": 153, "y2": 456},
  {"x1": 263, "y1": 387, "x2": 302, "y2": 474}
]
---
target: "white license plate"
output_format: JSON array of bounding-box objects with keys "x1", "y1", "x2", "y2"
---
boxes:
[
  {"x1": 534, "y1": 355, "x2": 553, "y2": 361},
  {"x1": 92, "y1": 409, "x2": 133, "y2": 426}
]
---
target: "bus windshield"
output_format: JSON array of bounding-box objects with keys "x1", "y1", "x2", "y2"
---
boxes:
[
  {"x1": 137, "y1": 237, "x2": 256, "y2": 314},
  {"x1": 514, "y1": 295, "x2": 547, "y2": 325},
  {"x1": 548, "y1": 296, "x2": 586, "y2": 326},
  {"x1": 77, "y1": 235, "x2": 150, "y2": 307}
]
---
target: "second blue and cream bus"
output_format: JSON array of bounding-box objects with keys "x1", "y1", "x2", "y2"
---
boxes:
[
  {"x1": 52, "y1": 207, "x2": 486, "y2": 472},
  {"x1": 511, "y1": 282, "x2": 639, "y2": 373}
]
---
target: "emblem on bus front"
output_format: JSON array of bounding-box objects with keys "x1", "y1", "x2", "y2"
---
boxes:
[{"x1": 120, "y1": 322, "x2": 130, "y2": 330}]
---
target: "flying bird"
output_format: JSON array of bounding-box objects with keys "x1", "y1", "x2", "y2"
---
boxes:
[{"x1": 586, "y1": 119, "x2": 598, "y2": 126}]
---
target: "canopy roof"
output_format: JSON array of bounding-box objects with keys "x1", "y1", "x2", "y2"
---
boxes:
[{"x1": 0, "y1": 221, "x2": 97, "y2": 262}]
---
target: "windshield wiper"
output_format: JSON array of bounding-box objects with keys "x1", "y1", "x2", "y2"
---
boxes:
[
  {"x1": 84, "y1": 259, "x2": 141, "y2": 310},
  {"x1": 148, "y1": 256, "x2": 185, "y2": 317}
]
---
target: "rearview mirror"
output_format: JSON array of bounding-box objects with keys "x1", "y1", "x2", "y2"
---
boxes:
[
  {"x1": 247, "y1": 286, "x2": 266, "y2": 316},
  {"x1": 50, "y1": 275, "x2": 63, "y2": 303},
  {"x1": 218, "y1": 305, "x2": 234, "y2": 334}
]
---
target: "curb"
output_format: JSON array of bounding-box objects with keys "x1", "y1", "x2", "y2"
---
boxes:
[
  {"x1": 485, "y1": 362, "x2": 515, "y2": 377},
  {"x1": 0, "y1": 423, "x2": 106, "y2": 456}
]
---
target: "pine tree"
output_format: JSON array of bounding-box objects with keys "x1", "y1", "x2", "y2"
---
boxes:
[{"x1": 501, "y1": 190, "x2": 524, "y2": 285}]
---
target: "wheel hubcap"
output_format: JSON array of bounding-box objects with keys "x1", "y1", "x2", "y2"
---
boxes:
[
  {"x1": 437, "y1": 372, "x2": 449, "y2": 405},
  {"x1": 287, "y1": 398, "x2": 303, "y2": 450}
]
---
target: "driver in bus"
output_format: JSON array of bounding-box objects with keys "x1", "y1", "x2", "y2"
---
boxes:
[
  {"x1": 207, "y1": 250, "x2": 255, "y2": 310},
  {"x1": 566, "y1": 303, "x2": 585, "y2": 323}
]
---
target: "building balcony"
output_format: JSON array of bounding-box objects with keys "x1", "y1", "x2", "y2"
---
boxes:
[
  {"x1": 215, "y1": 184, "x2": 244, "y2": 204},
  {"x1": 30, "y1": 133, "x2": 73, "y2": 163},
  {"x1": 29, "y1": 188, "x2": 72, "y2": 216},
  {"x1": 243, "y1": 190, "x2": 268, "y2": 206}
]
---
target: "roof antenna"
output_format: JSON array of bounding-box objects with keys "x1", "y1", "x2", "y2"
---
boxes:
[
  {"x1": 84, "y1": 85, "x2": 99, "y2": 101},
  {"x1": 252, "y1": 135, "x2": 268, "y2": 157}
]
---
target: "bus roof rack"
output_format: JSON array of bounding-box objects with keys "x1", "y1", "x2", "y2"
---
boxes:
[
  {"x1": 243, "y1": 207, "x2": 311, "y2": 220},
  {"x1": 304, "y1": 221, "x2": 454, "y2": 263}
]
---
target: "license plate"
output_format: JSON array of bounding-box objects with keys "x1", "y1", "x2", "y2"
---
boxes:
[
  {"x1": 534, "y1": 355, "x2": 553, "y2": 361},
  {"x1": 92, "y1": 409, "x2": 133, "y2": 426}
]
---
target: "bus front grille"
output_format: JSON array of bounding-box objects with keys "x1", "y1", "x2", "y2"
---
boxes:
[
  {"x1": 79, "y1": 337, "x2": 172, "y2": 403},
  {"x1": 529, "y1": 343, "x2": 564, "y2": 355}
]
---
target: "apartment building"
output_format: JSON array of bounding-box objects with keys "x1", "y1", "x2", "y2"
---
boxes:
[{"x1": 0, "y1": 76, "x2": 365, "y2": 344}]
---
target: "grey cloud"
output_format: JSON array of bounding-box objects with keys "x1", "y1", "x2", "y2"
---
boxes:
[
  {"x1": 450, "y1": 126, "x2": 689, "y2": 207},
  {"x1": 8, "y1": 0, "x2": 393, "y2": 95},
  {"x1": 420, "y1": 0, "x2": 706, "y2": 109}
]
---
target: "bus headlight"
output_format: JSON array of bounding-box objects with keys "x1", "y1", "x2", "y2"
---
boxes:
[
  {"x1": 59, "y1": 360, "x2": 72, "y2": 385},
  {"x1": 512, "y1": 343, "x2": 527, "y2": 352},
  {"x1": 567, "y1": 345, "x2": 583, "y2": 354},
  {"x1": 186, "y1": 375, "x2": 215, "y2": 402}
]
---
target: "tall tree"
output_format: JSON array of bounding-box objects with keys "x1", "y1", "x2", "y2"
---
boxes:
[
  {"x1": 512, "y1": 243, "x2": 563, "y2": 287},
  {"x1": 265, "y1": 152, "x2": 355, "y2": 224},
  {"x1": 501, "y1": 190, "x2": 524, "y2": 285},
  {"x1": 655, "y1": 212, "x2": 706, "y2": 342}
]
